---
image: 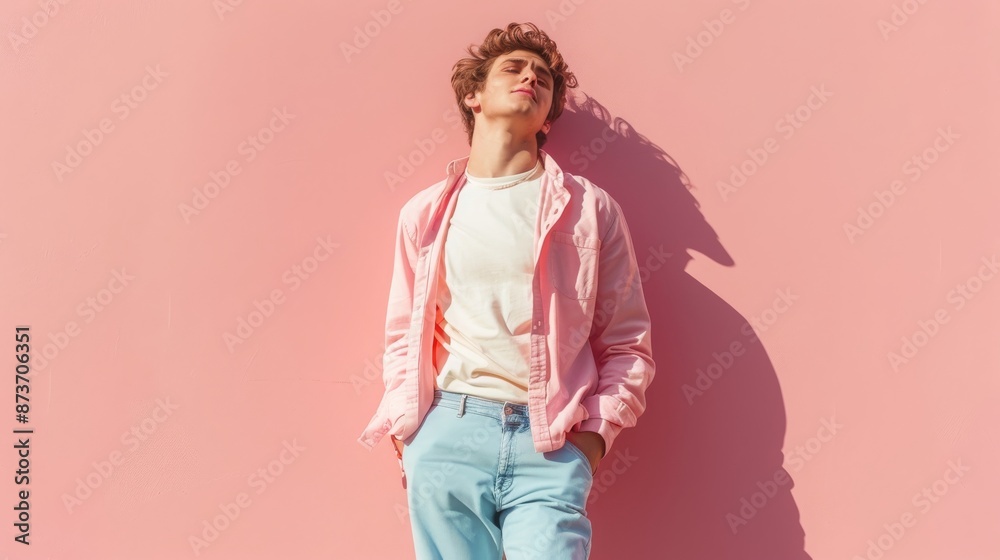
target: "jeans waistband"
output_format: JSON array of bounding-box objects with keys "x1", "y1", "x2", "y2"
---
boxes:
[{"x1": 433, "y1": 389, "x2": 529, "y2": 422}]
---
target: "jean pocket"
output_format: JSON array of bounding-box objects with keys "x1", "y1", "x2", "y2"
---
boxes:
[{"x1": 563, "y1": 438, "x2": 594, "y2": 476}]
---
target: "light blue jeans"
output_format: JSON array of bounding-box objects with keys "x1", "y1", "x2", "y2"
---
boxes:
[{"x1": 401, "y1": 388, "x2": 594, "y2": 559}]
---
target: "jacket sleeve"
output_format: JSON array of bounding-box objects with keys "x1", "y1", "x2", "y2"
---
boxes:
[
  {"x1": 356, "y1": 204, "x2": 419, "y2": 451},
  {"x1": 382, "y1": 205, "x2": 419, "y2": 393},
  {"x1": 577, "y1": 195, "x2": 655, "y2": 456}
]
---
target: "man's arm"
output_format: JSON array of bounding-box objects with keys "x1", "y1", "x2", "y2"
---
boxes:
[
  {"x1": 357, "y1": 204, "x2": 419, "y2": 452},
  {"x1": 577, "y1": 195, "x2": 655, "y2": 456},
  {"x1": 381, "y1": 206, "x2": 419, "y2": 396}
]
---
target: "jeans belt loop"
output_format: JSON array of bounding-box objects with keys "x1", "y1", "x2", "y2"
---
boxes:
[{"x1": 457, "y1": 394, "x2": 467, "y2": 417}]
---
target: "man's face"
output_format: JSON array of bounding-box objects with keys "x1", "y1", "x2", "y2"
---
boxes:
[{"x1": 465, "y1": 49, "x2": 554, "y2": 135}]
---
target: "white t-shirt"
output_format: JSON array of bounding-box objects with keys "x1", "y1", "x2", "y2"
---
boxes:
[{"x1": 432, "y1": 163, "x2": 543, "y2": 404}]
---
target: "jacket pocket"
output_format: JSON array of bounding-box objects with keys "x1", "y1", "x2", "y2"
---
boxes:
[{"x1": 548, "y1": 231, "x2": 600, "y2": 300}]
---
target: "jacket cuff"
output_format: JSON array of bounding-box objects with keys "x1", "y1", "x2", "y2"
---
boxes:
[{"x1": 357, "y1": 436, "x2": 376, "y2": 451}]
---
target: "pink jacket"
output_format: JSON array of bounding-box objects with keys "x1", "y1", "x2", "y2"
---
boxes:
[{"x1": 356, "y1": 148, "x2": 655, "y2": 459}]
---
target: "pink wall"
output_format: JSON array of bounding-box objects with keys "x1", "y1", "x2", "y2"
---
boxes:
[{"x1": 2, "y1": 1, "x2": 997, "y2": 558}]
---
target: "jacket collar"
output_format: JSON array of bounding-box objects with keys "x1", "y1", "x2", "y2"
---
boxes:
[
  {"x1": 442, "y1": 148, "x2": 568, "y2": 199},
  {"x1": 422, "y1": 149, "x2": 571, "y2": 246}
]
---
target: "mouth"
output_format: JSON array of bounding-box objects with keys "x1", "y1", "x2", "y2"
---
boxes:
[{"x1": 513, "y1": 89, "x2": 535, "y2": 100}]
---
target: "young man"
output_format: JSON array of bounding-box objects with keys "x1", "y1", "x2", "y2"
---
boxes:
[{"x1": 357, "y1": 22, "x2": 655, "y2": 559}]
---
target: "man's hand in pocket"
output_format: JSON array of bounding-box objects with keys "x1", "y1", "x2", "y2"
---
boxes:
[
  {"x1": 390, "y1": 435, "x2": 406, "y2": 489},
  {"x1": 391, "y1": 435, "x2": 404, "y2": 459},
  {"x1": 565, "y1": 430, "x2": 606, "y2": 475}
]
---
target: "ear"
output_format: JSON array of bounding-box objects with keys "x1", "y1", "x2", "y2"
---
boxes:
[
  {"x1": 464, "y1": 91, "x2": 480, "y2": 111},
  {"x1": 542, "y1": 121, "x2": 551, "y2": 133}
]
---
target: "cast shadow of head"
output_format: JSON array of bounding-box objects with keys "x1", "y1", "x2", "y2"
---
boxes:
[{"x1": 543, "y1": 91, "x2": 813, "y2": 560}]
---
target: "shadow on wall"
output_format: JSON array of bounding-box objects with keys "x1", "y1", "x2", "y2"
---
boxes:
[{"x1": 544, "y1": 91, "x2": 814, "y2": 560}]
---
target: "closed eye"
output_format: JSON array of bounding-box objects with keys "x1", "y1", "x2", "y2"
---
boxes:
[{"x1": 506, "y1": 67, "x2": 547, "y2": 87}]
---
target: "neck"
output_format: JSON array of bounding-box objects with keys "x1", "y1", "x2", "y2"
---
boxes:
[{"x1": 466, "y1": 123, "x2": 541, "y2": 178}]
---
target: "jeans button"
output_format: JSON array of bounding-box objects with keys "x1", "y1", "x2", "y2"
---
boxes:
[{"x1": 504, "y1": 406, "x2": 513, "y2": 414}]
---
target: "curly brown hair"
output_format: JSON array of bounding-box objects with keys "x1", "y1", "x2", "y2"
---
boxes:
[{"x1": 451, "y1": 22, "x2": 578, "y2": 149}]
